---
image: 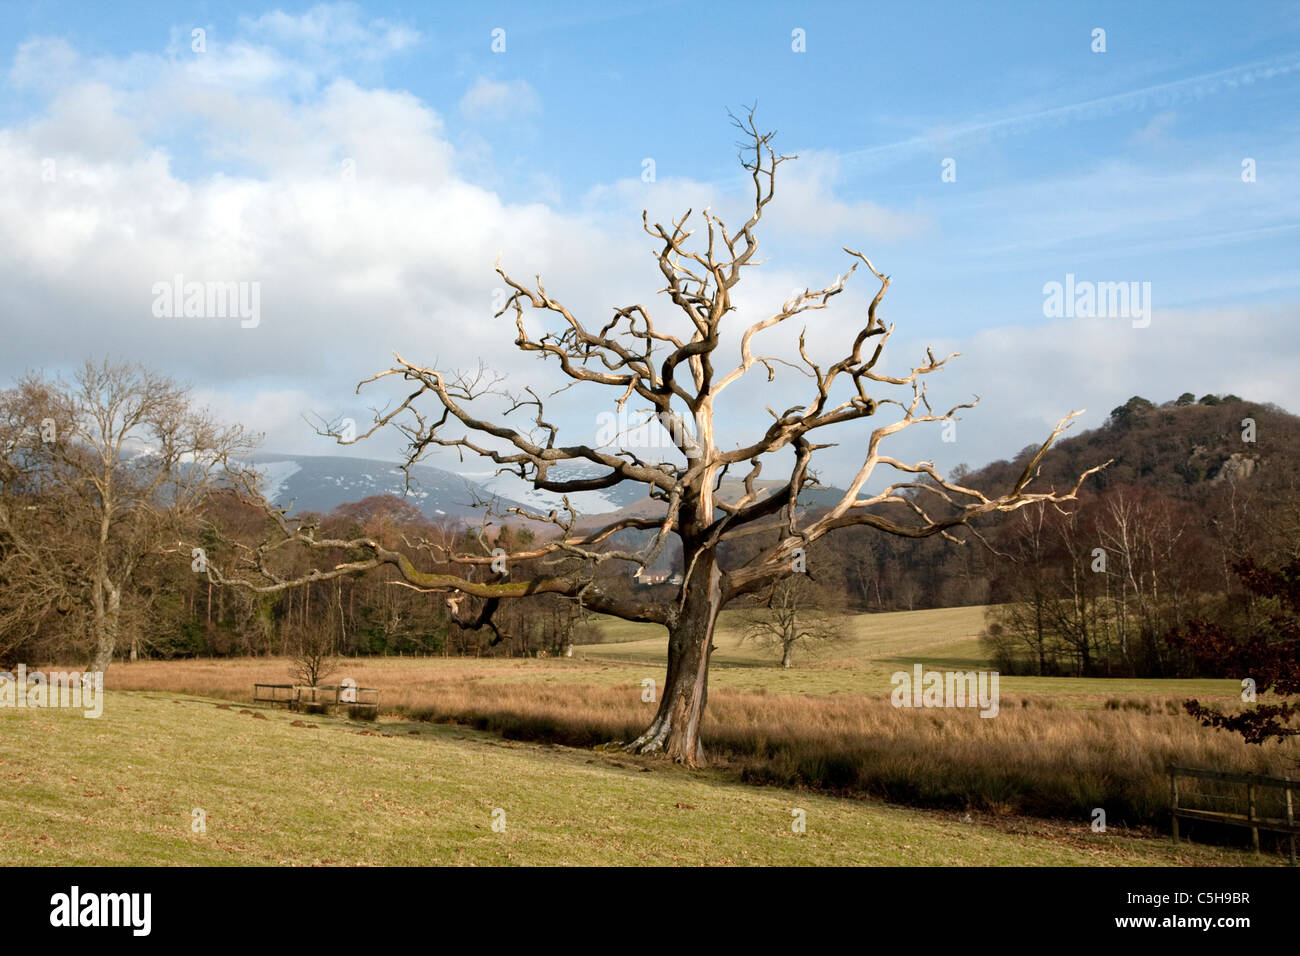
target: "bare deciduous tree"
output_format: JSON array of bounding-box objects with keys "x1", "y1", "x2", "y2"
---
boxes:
[
  {"x1": 739, "y1": 573, "x2": 843, "y2": 668},
  {"x1": 210, "y1": 112, "x2": 1101, "y2": 765},
  {"x1": 0, "y1": 360, "x2": 256, "y2": 672},
  {"x1": 285, "y1": 618, "x2": 337, "y2": 688}
]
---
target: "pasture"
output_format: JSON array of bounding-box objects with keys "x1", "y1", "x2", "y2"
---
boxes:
[
  {"x1": 0, "y1": 692, "x2": 1268, "y2": 867},
  {"x1": 4, "y1": 605, "x2": 1294, "y2": 865}
]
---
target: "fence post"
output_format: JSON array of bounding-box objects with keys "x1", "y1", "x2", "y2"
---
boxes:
[
  {"x1": 1286, "y1": 777, "x2": 1296, "y2": 866},
  {"x1": 1169, "y1": 769, "x2": 1180, "y2": 842},
  {"x1": 1247, "y1": 779, "x2": 1259, "y2": 854}
]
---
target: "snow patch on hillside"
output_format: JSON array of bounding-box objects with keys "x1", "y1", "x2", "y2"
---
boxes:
[
  {"x1": 254, "y1": 460, "x2": 302, "y2": 502},
  {"x1": 465, "y1": 470, "x2": 624, "y2": 515}
]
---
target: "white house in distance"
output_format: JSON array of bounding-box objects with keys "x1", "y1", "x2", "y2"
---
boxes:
[{"x1": 633, "y1": 567, "x2": 682, "y2": 587}]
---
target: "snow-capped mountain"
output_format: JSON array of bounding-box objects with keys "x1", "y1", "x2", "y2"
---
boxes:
[
  {"x1": 246, "y1": 453, "x2": 526, "y2": 521},
  {"x1": 244, "y1": 454, "x2": 848, "y2": 527},
  {"x1": 465, "y1": 462, "x2": 650, "y2": 516}
]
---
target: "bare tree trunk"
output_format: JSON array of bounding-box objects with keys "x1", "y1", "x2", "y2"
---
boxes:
[
  {"x1": 781, "y1": 629, "x2": 795, "y2": 668},
  {"x1": 624, "y1": 549, "x2": 721, "y2": 766},
  {"x1": 91, "y1": 577, "x2": 120, "y2": 674}
]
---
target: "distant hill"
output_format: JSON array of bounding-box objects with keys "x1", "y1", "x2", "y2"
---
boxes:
[
  {"x1": 246, "y1": 452, "x2": 849, "y2": 533},
  {"x1": 466, "y1": 462, "x2": 650, "y2": 515},
  {"x1": 962, "y1": 393, "x2": 1299, "y2": 501},
  {"x1": 791, "y1": 392, "x2": 1300, "y2": 614},
  {"x1": 246, "y1": 453, "x2": 526, "y2": 521},
  {"x1": 567, "y1": 477, "x2": 848, "y2": 532},
  {"x1": 248, "y1": 394, "x2": 1295, "y2": 547}
]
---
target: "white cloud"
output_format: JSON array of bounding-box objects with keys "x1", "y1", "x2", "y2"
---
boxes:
[
  {"x1": 23, "y1": 82, "x2": 140, "y2": 162},
  {"x1": 9, "y1": 36, "x2": 80, "y2": 90},
  {"x1": 458, "y1": 77, "x2": 541, "y2": 119},
  {"x1": 240, "y1": 3, "x2": 420, "y2": 62},
  {"x1": 800, "y1": 302, "x2": 1300, "y2": 485},
  {"x1": 762, "y1": 150, "x2": 932, "y2": 242},
  {"x1": 579, "y1": 151, "x2": 931, "y2": 249},
  {"x1": 1, "y1": 26, "x2": 1294, "y2": 484},
  {"x1": 0, "y1": 36, "x2": 644, "y2": 459},
  {"x1": 1130, "y1": 110, "x2": 1177, "y2": 149}
]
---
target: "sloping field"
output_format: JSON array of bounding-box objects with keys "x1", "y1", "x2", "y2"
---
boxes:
[
  {"x1": 103, "y1": 605, "x2": 1243, "y2": 704},
  {"x1": 581, "y1": 605, "x2": 1242, "y2": 701},
  {"x1": 94, "y1": 606, "x2": 1294, "y2": 839},
  {"x1": 0, "y1": 692, "x2": 1268, "y2": 866}
]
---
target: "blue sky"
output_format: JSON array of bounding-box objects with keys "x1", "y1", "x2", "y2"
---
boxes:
[{"x1": 1, "y1": 1, "x2": 1297, "y2": 483}]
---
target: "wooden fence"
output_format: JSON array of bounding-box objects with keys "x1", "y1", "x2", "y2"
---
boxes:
[
  {"x1": 1169, "y1": 765, "x2": 1297, "y2": 864},
  {"x1": 252, "y1": 683, "x2": 296, "y2": 707},
  {"x1": 252, "y1": 683, "x2": 380, "y2": 716}
]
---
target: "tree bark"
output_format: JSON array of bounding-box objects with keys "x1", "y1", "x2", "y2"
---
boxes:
[
  {"x1": 624, "y1": 548, "x2": 722, "y2": 766},
  {"x1": 90, "y1": 577, "x2": 120, "y2": 674}
]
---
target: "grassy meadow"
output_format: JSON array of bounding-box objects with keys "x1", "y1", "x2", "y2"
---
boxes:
[
  {"x1": 0, "y1": 690, "x2": 1269, "y2": 866},
  {"x1": 5, "y1": 605, "x2": 1296, "y2": 865}
]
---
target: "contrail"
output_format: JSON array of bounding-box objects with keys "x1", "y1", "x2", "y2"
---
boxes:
[{"x1": 839, "y1": 51, "x2": 1300, "y2": 168}]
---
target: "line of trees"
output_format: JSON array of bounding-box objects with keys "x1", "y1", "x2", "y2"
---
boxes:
[
  {"x1": 4, "y1": 363, "x2": 1296, "y2": 687},
  {"x1": 0, "y1": 361, "x2": 588, "y2": 670},
  {"x1": 0, "y1": 361, "x2": 255, "y2": 670},
  {"x1": 3, "y1": 361, "x2": 1296, "y2": 752},
  {"x1": 981, "y1": 469, "x2": 1300, "y2": 678}
]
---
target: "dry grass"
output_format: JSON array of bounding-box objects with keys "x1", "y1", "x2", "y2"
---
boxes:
[
  {"x1": 105, "y1": 654, "x2": 1299, "y2": 830},
  {"x1": 6, "y1": 692, "x2": 1264, "y2": 866}
]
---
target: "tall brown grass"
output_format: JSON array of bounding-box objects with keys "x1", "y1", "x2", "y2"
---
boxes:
[{"x1": 107, "y1": 658, "x2": 1298, "y2": 828}]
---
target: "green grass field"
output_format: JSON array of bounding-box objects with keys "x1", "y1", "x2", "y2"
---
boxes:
[
  {"x1": 6, "y1": 604, "x2": 1290, "y2": 866},
  {"x1": 0, "y1": 691, "x2": 1265, "y2": 867},
  {"x1": 581, "y1": 605, "x2": 1242, "y2": 702}
]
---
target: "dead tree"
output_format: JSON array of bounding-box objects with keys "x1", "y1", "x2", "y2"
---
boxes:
[{"x1": 209, "y1": 111, "x2": 1103, "y2": 766}]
